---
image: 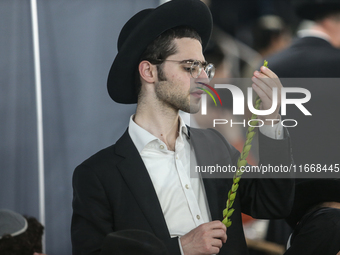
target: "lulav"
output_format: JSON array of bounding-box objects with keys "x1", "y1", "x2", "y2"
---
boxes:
[{"x1": 222, "y1": 60, "x2": 268, "y2": 228}]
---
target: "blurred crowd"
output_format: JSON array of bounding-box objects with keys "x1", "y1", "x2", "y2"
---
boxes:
[{"x1": 192, "y1": 0, "x2": 340, "y2": 255}]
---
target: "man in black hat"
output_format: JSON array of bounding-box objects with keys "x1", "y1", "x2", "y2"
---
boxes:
[
  {"x1": 284, "y1": 179, "x2": 340, "y2": 255},
  {"x1": 71, "y1": 1, "x2": 294, "y2": 254}
]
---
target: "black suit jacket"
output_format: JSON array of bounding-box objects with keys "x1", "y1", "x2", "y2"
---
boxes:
[
  {"x1": 284, "y1": 207, "x2": 340, "y2": 255},
  {"x1": 72, "y1": 128, "x2": 294, "y2": 255},
  {"x1": 268, "y1": 36, "x2": 340, "y2": 78}
]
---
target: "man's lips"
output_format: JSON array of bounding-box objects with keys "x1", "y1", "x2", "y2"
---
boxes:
[
  {"x1": 190, "y1": 82, "x2": 210, "y2": 98},
  {"x1": 190, "y1": 89, "x2": 203, "y2": 98}
]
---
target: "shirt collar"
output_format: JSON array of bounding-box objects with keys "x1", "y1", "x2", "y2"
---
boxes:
[
  {"x1": 128, "y1": 114, "x2": 189, "y2": 154},
  {"x1": 178, "y1": 115, "x2": 190, "y2": 143},
  {"x1": 297, "y1": 29, "x2": 331, "y2": 43}
]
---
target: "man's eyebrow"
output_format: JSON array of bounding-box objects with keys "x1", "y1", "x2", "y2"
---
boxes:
[
  {"x1": 181, "y1": 59, "x2": 206, "y2": 63},
  {"x1": 180, "y1": 59, "x2": 195, "y2": 63}
]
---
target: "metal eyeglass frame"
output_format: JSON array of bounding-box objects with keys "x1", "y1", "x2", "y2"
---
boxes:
[{"x1": 155, "y1": 59, "x2": 215, "y2": 80}]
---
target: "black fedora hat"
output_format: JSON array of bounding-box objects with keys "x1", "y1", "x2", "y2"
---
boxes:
[
  {"x1": 294, "y1": 0, "x2": 340, "y2": 20},
  {"x1": 100, "y1": 229, "x2": 169, "y2": 255},
  {"x1": 107, "y1": 0, "x2": 213, "y2": 104},
  {"x1": 286, "y1": 179, "x2": 340, "y2": 228}
]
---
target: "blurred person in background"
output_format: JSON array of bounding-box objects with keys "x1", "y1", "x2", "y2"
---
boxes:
[
  {"x1": 265, "y1": 0, "x2": 340, "y2": 250},
  {"x1": 209, "y1": 0, "x2": 297, "y2": 79},
  {"x1": 242, "y1": 15, "x2": 292, "y2": 78},
  {"x1": 267, "y1": 0, "x2": 340, "y2": 174},
  {"x1": 252, "y1": 15, "x2": 291, "y2": 59},
  {"x1": 284, "y1": 179, "x2": 340, "y2": 255},
  {"x1": 209, "y1": 0, "x2": 296, "y2": 47},
  {"x1": 0, "y1": 209, "x2": 45, "y2": 255},
  {"x1": 268, "y1": 0, "x2": 340, "y2": 77}
]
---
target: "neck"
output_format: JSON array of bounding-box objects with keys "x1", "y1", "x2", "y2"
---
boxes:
[
  {"x1": 321, "y1": 201, "x2": 340, "y2": 209},
  {"x1": 134, "y1": 97, "x2": 181, "y2": 151},
  {"x1": 311, "y1": 22, "x2": 340, "y2": 48},
  {"x1": 311, "y1": 24, "x2": 331, "y2": 38}
]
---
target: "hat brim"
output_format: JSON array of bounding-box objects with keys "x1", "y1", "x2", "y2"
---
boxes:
[
  {"x1": 107, "y1": 0, "x2": 213, "y2": 104},
  {"x1": 286, "y1": 179, "x2": 340, "y2": 228},
  {"x1": 296, "y1": 3, "x2": 340, "y2": 20},
  {"x1": 100, "y1": 230, "x2": 168, "y2": 255}
]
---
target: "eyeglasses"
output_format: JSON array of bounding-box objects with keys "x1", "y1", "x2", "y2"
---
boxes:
[{"x1": 156, "y1": 59, "x2": 215, "y2": 80}]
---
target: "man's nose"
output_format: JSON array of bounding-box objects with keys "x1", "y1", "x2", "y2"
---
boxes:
[{"x1": 198, "y1": 69, "x2": 209, "y2": 81}]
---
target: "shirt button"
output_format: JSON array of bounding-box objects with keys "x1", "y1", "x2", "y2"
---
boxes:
[
  {"x1": 159, "y1": 145, "x2": 164, "y2": 149},
  {"x1": 278, "y1": 131, "x2": 281, "y2": 136},
  {"x1": 176, "y1": 156, "x2": 178, "y2": 159},
  {"x1": 185, "y1": 184, "x2": 189, "y2": 189},
  {"x1": 196, "y1": 215, "x2": 200, "y2": 220}
]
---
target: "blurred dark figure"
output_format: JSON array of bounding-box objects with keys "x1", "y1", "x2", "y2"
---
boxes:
[
  {"x1": 204, "y1": 40, "x2": 230, "y2": 79},
  {"x1": 284, "y1": 179, "x2": 340, "y2": 255},
  {"x1": 268, "y1": 0, "x2": 340, "y2": 77},
  {"x1": 243, "y1": 15, "x2": 292, "y2": 77},
  {"x1": 0, "y1": 209, "x2": 44, "y2": 255},
  {"x1": 209, "y1": 0, "x2": 297, "y2": 46},
  {"x1": 267, "y1": 0, "x2": 340, "y2": 166},
  {"x1": 100, "y1": 229, "x2": 169, "y2": 255},
  {"x1": 208, "y1": 0, "x2": 297, "y2": 79},
  {"x1": 266, "y1": 0, "x2": 340, "y2": 250},
  {"x1": 252, "y1": 15, "x2": 291, "y2": 58}
]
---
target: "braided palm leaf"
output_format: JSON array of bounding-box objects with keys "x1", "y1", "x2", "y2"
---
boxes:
[{"x1": 222, "y1": 60, "x2": 268, "y2": 227}]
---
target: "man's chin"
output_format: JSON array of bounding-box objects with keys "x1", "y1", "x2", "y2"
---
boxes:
[
  {"x1": 186, "y1": 98, "x2": 201, "y2": 114},
  {"x1": 182, "y1": 104, "x2": 200, "y2": 114}
]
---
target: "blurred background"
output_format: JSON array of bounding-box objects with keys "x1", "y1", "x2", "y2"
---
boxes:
[{"x1": 0, "y1": 0, "x2": 333, "y2": 254}]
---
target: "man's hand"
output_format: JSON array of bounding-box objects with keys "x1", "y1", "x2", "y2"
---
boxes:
[
  {"x1": 180, "y1": 220, "x2": 227, "y2": 255},
  {"x1": 251, "y1": 65, "x2": 283, "y2": 125}
]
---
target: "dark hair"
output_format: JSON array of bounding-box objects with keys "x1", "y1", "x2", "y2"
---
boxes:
[
  {"x1": 135, "y1": 26, "x2": 202, "y2": 98},
  {"x1": 0, "y1": 216, "x2": 44, "y2": 255},
  {"x1": 204, "y1": 40, "x2": 225, "y2": 70},
  {"x1": 315, "y1": 10, "x2": 340, "y2": 22},
  {"x1": 252, "y1": 15, "x2": 289, "y2": 52}
]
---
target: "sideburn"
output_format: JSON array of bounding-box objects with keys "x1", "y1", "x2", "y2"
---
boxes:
[{"x1": 157, "y1": 64, "x2": 167, "y2": 81}]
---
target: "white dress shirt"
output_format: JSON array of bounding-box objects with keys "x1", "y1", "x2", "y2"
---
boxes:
[
  {"x1": 297, "y1": 29, "x2": 331, "y2": 42},
  {"x1": 128, "y1": 114, "x2": 283, "y2": 253},
  {"x1": 129, "y1": 116, "x2": 211, "y2": 237}
]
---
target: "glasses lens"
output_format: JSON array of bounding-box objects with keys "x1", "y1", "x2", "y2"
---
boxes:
[
  {"x1": 190, "y1": 61, "x2": 202, "y2": 78},
  {"x1": 205, "y1": 64, "x2": 215, "y2": 80}
]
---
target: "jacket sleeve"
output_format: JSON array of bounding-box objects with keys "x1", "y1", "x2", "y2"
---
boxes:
[
  {"x1": 71, "y1": 164, "x2": 114, "y2": 255},
  {"x1": 239, "y1": 129, "x2": 295, "y2": 218},
  {"x1": 205, "y1": 127, "x2": 294, "y2": 219},
  {"x1": 71, "y1": 162, "x2": 182, "y2": 255}
]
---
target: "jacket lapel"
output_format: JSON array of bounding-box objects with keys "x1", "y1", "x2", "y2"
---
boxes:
[
  {"x1": 190, "y1": 128, "x2": 223, "y2": 221},
  {"x1": 114, "y1": 130, "x2": 170, "y2": 240}
]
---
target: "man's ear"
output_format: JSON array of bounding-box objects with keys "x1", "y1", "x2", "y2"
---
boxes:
[{"x1": 138, "y1": 60, "x2": 157, "y2": 84}]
